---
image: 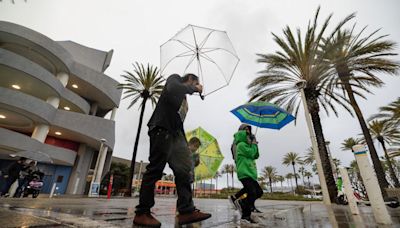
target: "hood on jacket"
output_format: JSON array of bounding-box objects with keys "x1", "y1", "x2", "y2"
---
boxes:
[
  {"x1": 238, "y1": 124, "x2": 252, "y2": 132},
  {"x1": 234, "y1": 130, "x2": 248, "y2": 145}
]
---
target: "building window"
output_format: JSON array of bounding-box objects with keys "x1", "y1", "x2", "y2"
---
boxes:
[{"x1": 56, "y1": 176, "x2": 64, "y2": 183}]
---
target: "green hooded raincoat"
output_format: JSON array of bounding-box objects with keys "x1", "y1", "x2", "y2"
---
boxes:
[{"x1": 234, "y1": 130, "x2": 259, "y2": 181}]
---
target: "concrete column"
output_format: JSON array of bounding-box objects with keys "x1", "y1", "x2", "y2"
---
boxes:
[
  {"x1": 56, "y1": 72, "x2": 69, "y2": 87},
  {"x1": 339, "y1": 167, "x2": 360, "y2": 215},
  {"x1": 31, "y1": 124, "x2": 49, "y2": 143},
  {"x1": 46, "y1": 96, "x2": 60, "y2": 108},
  {"x1": 31, "y1": 93, "x2": 61, "y2": 142},
  {"x1": 94, "y1": 145, "x2": 108, "y2": 183},
  {"x1": 352, "y1": 144, "x2": 392, "y2": 225},
  {"x1": 89, "y1": 139, "x2": 108, "y2": 197},
  {"x1": 110, "y1": 107, "x2": 117, "y2": 120},
  {"x1": 66, "y1": 144, "x2": 94, "y2": 195}
]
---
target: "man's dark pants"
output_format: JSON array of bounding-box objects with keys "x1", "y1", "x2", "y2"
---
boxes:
[
  {"x1": 136, "y1": 127, "x2": 195, "y2": 214},
  {"x1": 239, "y1": 177, "x2": 263, "y2": 217},
  {"x1": 0, "y1": 176, "x2": 17, "y2": 196}
]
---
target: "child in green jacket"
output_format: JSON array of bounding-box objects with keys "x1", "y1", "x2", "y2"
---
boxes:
[{"x1": 233, "y1": 128, "x2": 263, "y2": 223}]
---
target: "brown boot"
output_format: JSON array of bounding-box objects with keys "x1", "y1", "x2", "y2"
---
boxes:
[
  {"x1": 177, "y1": 209, "x2": 211, "y2": 225},
  {"x1": 133, "y1": 213, "x2": 161, "y2": 227}
]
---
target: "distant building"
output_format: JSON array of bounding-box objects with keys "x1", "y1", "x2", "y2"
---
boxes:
[
  {"x1": 111, "y1": 156, "x2": 149, "y2": 177},
  {"x1": 0, "y1": 21, "x2": 121, "y2": 195}
]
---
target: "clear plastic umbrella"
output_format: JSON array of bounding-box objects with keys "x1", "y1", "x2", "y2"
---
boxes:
[{"x1": 160, "y1": 24, "x2": 240, "y2": 96}]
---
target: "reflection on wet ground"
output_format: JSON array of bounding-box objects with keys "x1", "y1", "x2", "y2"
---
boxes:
[{"x1": 0, "y1": 197, "x2": 399, "y2": 227}]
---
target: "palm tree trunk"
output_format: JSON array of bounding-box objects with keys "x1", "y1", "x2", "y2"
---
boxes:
[
  {"x1": 306, "y1": 93, "x2": 338, "y2": 201},
  {"x1": 231, "y1": 171, "x2": 234, "y2": 189},
  {"x1": 379, "y1": 139, "x2": 400, "y2": 187},
  {"x1": 226, "y1": 173, "x2": 229, "y2": 189},
  {"x1": 210, "y1": 178, "x2": 212, "y2": 196},
  {"x1": 269, "y1": 177, "x2": 273, "y2": 193},
  {"x1": 337, "y1": 64, "x2": 389, "y2": 196},
  {"x1": 216, "y1": 177, "x2": 218, "y2": 194},
  {"x1": 292, "y1": 162, "x2": 299, "y2": 191},
  {"x1": 126, "y1": 98, "x2": 147, "y2": 197}
]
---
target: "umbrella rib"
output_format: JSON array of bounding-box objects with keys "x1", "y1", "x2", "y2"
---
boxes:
[
  {"x1": 176, "y1": 50, "x2": 197, "y2": 57},
  {"x1": 200, "y1": 47, "x2": 240, "y2": 59},
  {"x1": 198, "y1": 30, "x2": 216, "y2": 49},
  {"x1": 183, "y1": 53, "x2": 198, "y2": 74},
  {"x1": 190, "y1": 26, "x2": 199, "y2": 52},
  {"x1": 199, "y1": 53, "x2": 229, "y2": 82},
  {"x1": 161, "y1": 50, "x2": 196, "y2": 74},
  {"x1": 197, "y1": 57, "x2": 204, "y2": 86},
  {"x1": 171, "y1": 39, "x2": 196, "y2": 51}
]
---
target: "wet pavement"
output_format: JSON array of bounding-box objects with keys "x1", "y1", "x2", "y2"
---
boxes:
[{"x1": 0, "y1": 196, "x2": 399, "y2": 227}]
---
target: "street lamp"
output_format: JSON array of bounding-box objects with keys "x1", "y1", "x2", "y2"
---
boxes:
[
  {"x1": 89, "y1": 138, "x2": 108, "y2": 197},
  {"x1": 295, "y1": 80, "x2": 331, "y2": 205}
]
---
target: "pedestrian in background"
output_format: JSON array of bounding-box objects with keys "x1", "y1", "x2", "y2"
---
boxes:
[
  {"x1": 0, "y1": 157, "x2": 27, "y2": 197},
  {"x1": 188, "y1": 137, "x2": 201, "y2": 183}
]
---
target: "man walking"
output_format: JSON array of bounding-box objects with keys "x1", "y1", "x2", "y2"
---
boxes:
[{"x1": 133, "y1": 74, "x2": 211, "y2": 227}]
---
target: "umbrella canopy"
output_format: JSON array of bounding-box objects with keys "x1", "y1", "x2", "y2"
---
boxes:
[
  {"x1": 10, "y1": 150, "x2": 53, "y2": 163},
  {"x1": 186, "y1": 127, "x2": 224, "y2": 181},
  {"x1": 231, "y1": 101, "x2": 295, "y2": 130},
  {"x1": 160, "y1": 24, "x2": 239, "y2": 96}
]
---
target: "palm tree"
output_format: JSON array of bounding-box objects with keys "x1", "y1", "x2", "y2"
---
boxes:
[
  {"x1": 370, "y1": 98, "x2": 400, "y2": 126},
  {"x1": 341, "y1": 137, "x2": 363, "y2": 152},
  {"x1": 118, "y1": 62, "x2": 164, "y2": 196},
  {"x1": 248, "y1": 8, "x2": 353, "y2": 201},
  {"x1": 298, "y1": 166, "x2": 306, "y2": 186},
  {"x1": 222, "y1": 164, "x2": 231, "y2": 189},
  {"x1": 164, "y1": 174, "x2": 174, "y2": 181},
  {"x1": 303, "y1": 147, "x2": 315, "y2": 166},
  {"x1": 332, "y1": 158, "x2": 341, "y2": 174},
  {"x1": 321, "y1": 26, "x2": 400, "y2": 194},
  {"x1": 262, "y1": 166, "x2": 277, "y2": 193},
  {"x1": 304, "y1": 171, "x2": 313, "y2": 187},
  {"x1": 282, "y1": 152, "x2": 303, "y2": 190},
  {"x1": 368, "y1": 120, "x2": 400, "y2": 187},
  {"x1": 230, "y1": 164, "x2": 236, "y2": 189},
  {"x1": 285, "y1": 173, "x2": 294, "y2": 191},
  {"x1": 214, "y1": 171, "x2": 222, "y2": 193},
  {"x1": 258, "y1": 176, "x2": 267, "y2": 190},
  {"x1": 275, "y1": 175, "x2": 285, "y2": 191}
]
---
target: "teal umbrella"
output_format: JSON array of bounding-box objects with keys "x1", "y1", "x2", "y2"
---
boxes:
[{"x1": 230, "y1": 101, "x2": 295, "y2": 130}]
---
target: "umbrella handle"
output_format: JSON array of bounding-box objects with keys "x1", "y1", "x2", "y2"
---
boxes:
[{"x1": 199, "y1": 92, "x2": 204, "y2": 100}]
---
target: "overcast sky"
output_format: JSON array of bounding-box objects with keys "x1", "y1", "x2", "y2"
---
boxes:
[{"x1": 1, "y1": 0, "x2": 399, "y2": 188}]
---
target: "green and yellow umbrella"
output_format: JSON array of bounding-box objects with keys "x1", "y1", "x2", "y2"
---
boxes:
[{"x1": 186, "y1": 127, "x2": 224, "y2": 181}]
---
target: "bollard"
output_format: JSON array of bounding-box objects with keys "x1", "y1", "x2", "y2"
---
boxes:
[
  {"x1": 339, "y1": 167, "x2": 359, "y2": 215},
  {"x1": 352, "y1": 145, "x2": 391, "y2": 225},
  {"x1": 49, "y1": 183, "x2": 57, "y2": 198},
  {"x1": 107, "y1": 174, "x2": 113, "y2": 199}
]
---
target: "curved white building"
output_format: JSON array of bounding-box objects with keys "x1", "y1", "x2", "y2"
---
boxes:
[{"x1": 0, "y1": 21, "x2": 121, "y2": 194}]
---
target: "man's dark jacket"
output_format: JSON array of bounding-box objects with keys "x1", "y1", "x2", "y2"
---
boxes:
[
  {"x1": 148, "y1": 74, "x2": 197, "y2": 134},
  {"x1": 7, "y1": 162, "x2": 25, "y2": 179}
]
